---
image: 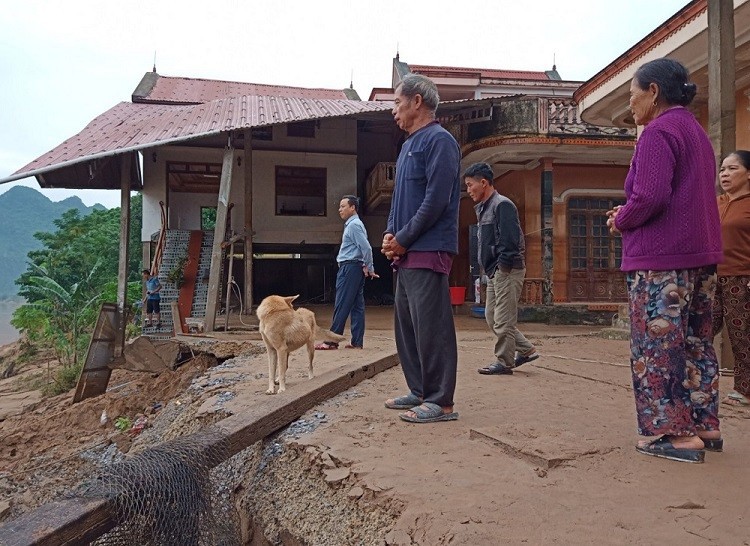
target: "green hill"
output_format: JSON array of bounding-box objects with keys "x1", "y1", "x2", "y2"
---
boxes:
[{"x1": 0, "y1": 186, "x2": 105, "y2": 299}]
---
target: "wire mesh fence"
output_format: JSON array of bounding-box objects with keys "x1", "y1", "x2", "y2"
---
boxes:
[{"x1": 78, "y1": 428, "x2": 240, "y2": 546}]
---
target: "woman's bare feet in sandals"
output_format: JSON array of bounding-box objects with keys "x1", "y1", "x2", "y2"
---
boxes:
[{"x1": 637, "y1": 435, "x2": 704, "y2": 450}]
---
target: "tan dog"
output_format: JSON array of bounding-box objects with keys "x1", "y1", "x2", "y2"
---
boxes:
[{"x1": 256, "y1": 295, "x2": 346, "y2": 394}]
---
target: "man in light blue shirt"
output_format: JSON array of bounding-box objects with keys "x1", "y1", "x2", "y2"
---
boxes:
[{"x1": 317, "y1": 195, "x2": 378, "y2": 349}]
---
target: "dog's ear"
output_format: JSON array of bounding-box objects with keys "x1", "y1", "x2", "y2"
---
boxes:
[{"x1": 284, "y1": 295, "x2": 299, "y2": 308}]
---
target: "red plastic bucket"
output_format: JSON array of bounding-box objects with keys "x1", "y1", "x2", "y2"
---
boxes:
[{"x1": 449, "y1": 286, "x2": 466, "y2": 306}]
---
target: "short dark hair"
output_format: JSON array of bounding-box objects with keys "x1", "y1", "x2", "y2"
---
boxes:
[
  {"x1": 463, "y1": 162, "x2": 494, "y2": 182},
  {"x1": 726, "y1": 150, "x2": 750, "y2": 170},
  {"x1": 142, "y1": 269, "x2": 150, "y2": 275},
  {"x1": 342, "y1": 194, "x2": 359, "y2": 212},
  {"x1": 396, "y1": 74, "x2": 440, "y2": 112},
  {"x1": 633, "y1": 58, "x2": 697, "y2": 107}
]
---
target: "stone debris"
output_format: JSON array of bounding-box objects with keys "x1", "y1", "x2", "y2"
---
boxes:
[
  {"x1": 347, "y1": 486, "x2": 364, "y2": 499},
  {"x1": 322, "y1": 467, "x2": 350, "y2": 483}
]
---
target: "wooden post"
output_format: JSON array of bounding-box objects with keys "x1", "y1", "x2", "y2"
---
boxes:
[
  {"x1": 116, "y1": 154, "x2": 132, "y2": 355},
  {"x1": 243, "y1": 130, "x2": 254, "y2": 313},
  {"x1": 540, "y1": 158, "x2": 554, "y2": 305},
  {"x1": 224, "y1": 240, "x2": 235, "y2": 331},
  {"x1": 708, "y1": 0, "x2": 736, "y2": 370},
  {"x1": 708, "y1": 0, "x2": 736, "y2": 166},
  {"x1": 205, "y1": 145, "x2": 234, "y2": 332}
]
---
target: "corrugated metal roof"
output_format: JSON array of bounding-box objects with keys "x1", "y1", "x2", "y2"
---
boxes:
[
  {"x1": 409, "y1": 64, "x2": 552, "y2": 81},
  {"x1": 136, "y1": 74, "x2": 352, "y2": 103},
  {"x1": 4, "y1": 95, "x2": 394, "y2": 184}
]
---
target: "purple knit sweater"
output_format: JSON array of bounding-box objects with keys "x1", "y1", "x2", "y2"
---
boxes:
[{"x1": 614, "y1": 107, "x2": 723, "y2": 271}]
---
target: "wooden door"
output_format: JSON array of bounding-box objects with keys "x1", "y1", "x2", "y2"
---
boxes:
[{"x1": 568, "y1": 197, "x2": 627, "y2": 302}]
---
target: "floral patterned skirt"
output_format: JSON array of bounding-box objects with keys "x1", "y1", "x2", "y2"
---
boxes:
[
  {"x1": 712, "y1": 275, "x2": 750, "y2": 397},
  {"x1": 626, "y1": 267, "x2": 720, "y2": 436}
]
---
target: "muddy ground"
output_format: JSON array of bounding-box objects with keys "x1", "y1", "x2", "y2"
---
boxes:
[{"x1": 1, "y1": 306, "x2": 749, "y2": 544}]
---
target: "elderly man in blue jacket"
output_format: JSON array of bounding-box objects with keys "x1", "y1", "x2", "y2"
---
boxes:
[{"x1": 382, "y1": 74, "x2": 461, "y2": 424}]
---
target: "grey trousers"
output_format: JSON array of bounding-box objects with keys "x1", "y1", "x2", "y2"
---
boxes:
[
  {"x1": 394, "y1": 268, "x2": 458, "y2": 407},
  {"x1": 485, "y1": 267, "x2": 534, "y2": 367}
]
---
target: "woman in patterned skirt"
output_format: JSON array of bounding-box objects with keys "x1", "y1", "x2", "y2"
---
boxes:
[
  {"x1": 607, "y1": 58, "x2": 723, "y2": 463},
  {"x1": 714, "y1": 151, "x2": 750, "y2": 406}
]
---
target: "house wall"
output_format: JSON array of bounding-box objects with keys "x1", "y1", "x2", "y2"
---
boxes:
[
  {"x1": 736, "y1": 87, "x2": 750, "y2": 150},
  {"x1": 141, "y1": 119, "x2": 360, "y2": 242},
  {"x1": 250, "y1": 118, "x2": 358, "y2": 155},
  {"x1": 548, "y1": 164, "x2": 629, "y2": 302},
  {"x1": 690, "y1": 87, "x2": 750, "y2": 157},
  {"x1": 252, "y1": 150, "x2": 357, "y2": 244},
  {"x1": 458, "y1": 163, "x2": 629, "y2": 302}
]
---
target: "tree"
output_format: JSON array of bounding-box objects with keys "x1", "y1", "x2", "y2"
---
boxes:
[
  {"x1": 19, "y1": 262, "x2": 103, "y2": 367},
  {"x1": 10, "y1": 193, "x2": 144, "y2": 389}
]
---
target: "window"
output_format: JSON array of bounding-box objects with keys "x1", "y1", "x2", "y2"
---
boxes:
[
  {"x1": 568, "y1": 197, "x2": 624, "y2": 271},
  {"x1": 251, "y1": 126, "x2": 273, "y2": 141},
  {"x1": 287, "y1": 121, "x2": 316, "y2": 138},
  {"x1": 275, "y1": 166, "x2": 327, "y2": 216},
  {"x1": 567, "y1": 196, "x2": 627, "y2": 301},
  {"x1": 201, "y1": 207, "x2": 217, "y2": 231}
]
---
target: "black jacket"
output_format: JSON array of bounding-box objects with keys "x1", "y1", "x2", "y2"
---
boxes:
[{"x1": 474, "y1": 191, "x2": 525, "y2": 277}]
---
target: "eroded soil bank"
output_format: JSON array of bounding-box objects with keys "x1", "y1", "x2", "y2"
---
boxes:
[{"x1": 2, "y1": 310, "x2": 750, "y2": 544}]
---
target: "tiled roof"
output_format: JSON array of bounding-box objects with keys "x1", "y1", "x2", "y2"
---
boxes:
[
  {"x1": 6, "y1": 95, "x2": 393, "y2": 182},
  {"x1": 134, "y1": 73, "x2": 353, "y2": 104},
  {"x1": 409, "y1": 64, "x2": 552, "y2": 81}
]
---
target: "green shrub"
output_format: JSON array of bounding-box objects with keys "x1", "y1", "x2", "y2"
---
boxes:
[{"x1": 42, "y1": 361, "x2": 83, "y2": 397}]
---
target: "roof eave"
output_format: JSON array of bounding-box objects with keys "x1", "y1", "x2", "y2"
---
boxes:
[{"x1": 574, "y1": 0, "x2": 705, "y2": 105}]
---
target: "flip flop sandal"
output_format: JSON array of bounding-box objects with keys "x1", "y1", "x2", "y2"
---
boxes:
[
  {"x1": 702, "y1": 438, "x2": 724, "y2": 452},
  {"x1": 399, "y1": 402, "x2": 458, "y2": 423},
  {"x1": 384, "y1": 393, "x2": 422, "y2": 409},
  {"x1": 635, "y1": 437, "x2": 705, "y2": 463},
  {"x1": 726, "y1": 391, "x2": 750, "y2": 404},
  {"x1": 478, "y1": 363, "x2": 513, "y2": 375}
]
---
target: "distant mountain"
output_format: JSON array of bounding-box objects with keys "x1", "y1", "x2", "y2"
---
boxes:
[{"x1": 0, "y1": 186, "x2": 105, "y2": 299}]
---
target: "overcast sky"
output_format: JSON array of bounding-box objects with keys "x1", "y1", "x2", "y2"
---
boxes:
[{"x1": 0, "y1": 0, "x2": 687, "y2": 208}]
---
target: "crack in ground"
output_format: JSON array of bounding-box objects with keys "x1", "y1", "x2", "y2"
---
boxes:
[{"x1": 533, "y1": 364, "x2": 631, "y2": 390}]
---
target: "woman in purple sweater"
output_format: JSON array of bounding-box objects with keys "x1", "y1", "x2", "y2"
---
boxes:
[{"x1": 607, "y1": 58, "x2": 723, "y2": 463}]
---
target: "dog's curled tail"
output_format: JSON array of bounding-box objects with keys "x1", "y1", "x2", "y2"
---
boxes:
[{"x1": 315, "y1": 326, "x2": 346, "y2": 343}]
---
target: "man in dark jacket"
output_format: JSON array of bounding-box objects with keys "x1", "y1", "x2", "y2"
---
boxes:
[
  {"x1": 382, "y1": 74, "x2": 461, "y2": 423},
  {"x1": 464, "y1": 162, "x2": 538, "y2": 375}
]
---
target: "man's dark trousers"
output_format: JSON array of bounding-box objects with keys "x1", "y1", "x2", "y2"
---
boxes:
[
  {"x1": 394, "y1": 267, "x2": 457, "y2": 407},
  {"x1": 331, "y1": 262, "x2": 366, "y2": 347}
]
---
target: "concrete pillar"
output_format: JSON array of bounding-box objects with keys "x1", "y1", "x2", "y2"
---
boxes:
[
  {"x1": 707, "y1": 0, "x2": 736, "y2": 370},
  {"x1": 243, "y1": 130, "x2": 254, "y2": 313},
  {"x1": 541, "y1": 158, "x2": 554, "y2": 305},
  {"x1": 116, "y1": 154, "x2": 132, "y2": 355},
  {"x1": 205, "y1": 145, "x2": 235, "y2": 332}
]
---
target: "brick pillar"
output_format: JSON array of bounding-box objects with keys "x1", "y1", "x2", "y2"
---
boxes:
[{"x1": 541, "y1": 159, "x2": 554, "y2": 305}]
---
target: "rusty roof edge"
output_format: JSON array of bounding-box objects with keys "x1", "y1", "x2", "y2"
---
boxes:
[
  {"x1": 0, "y1": 128, "x2": 238, "y2": 185},
  {"x1": 1, "y1": 98, "x2": 396, "y2": 185}
]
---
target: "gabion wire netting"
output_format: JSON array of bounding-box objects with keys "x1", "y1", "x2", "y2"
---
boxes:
[{"x1": 78, "y1": 428, "x2": 240, "y2": 546}]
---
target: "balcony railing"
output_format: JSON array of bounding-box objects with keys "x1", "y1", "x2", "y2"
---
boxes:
[
  {"x1": 365, "y1": 162, "x2": 396, "y2": 212},
  {"x1": 541, "y1": 98, "x2": 635, "y2": 138},
  {"x1": 521, "y1": 278, "x2": 545, "y2": 305}
]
